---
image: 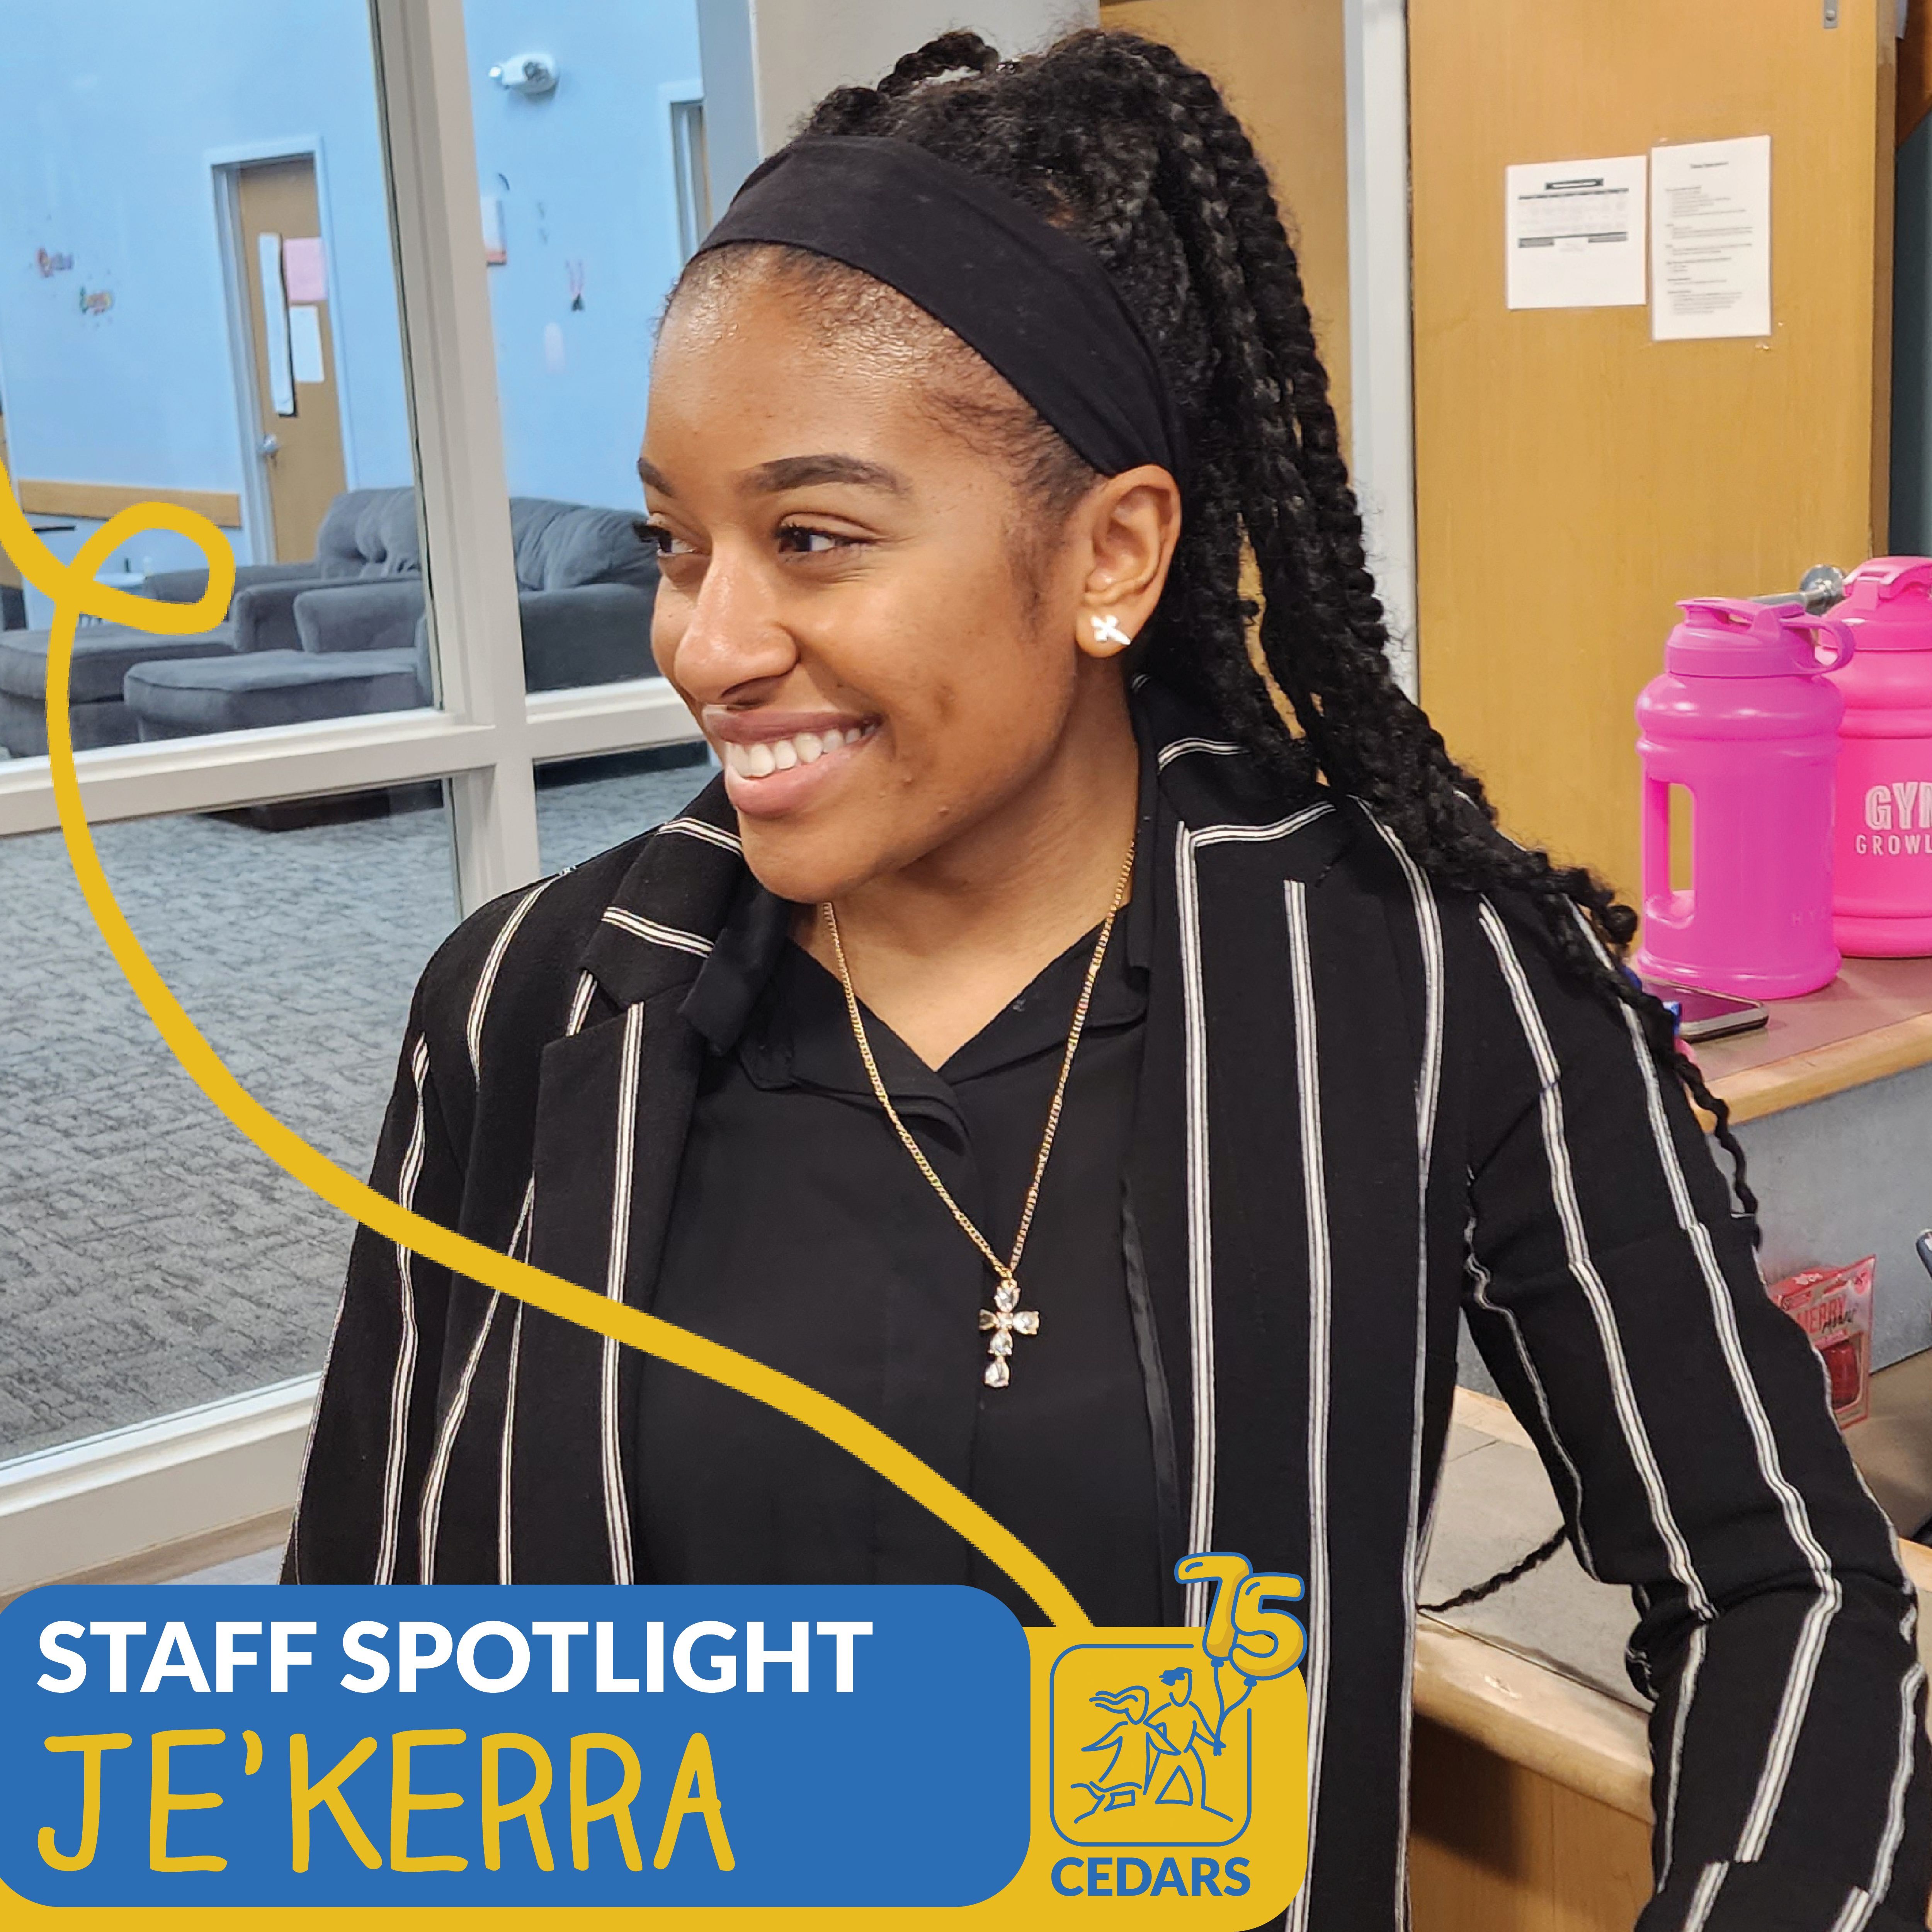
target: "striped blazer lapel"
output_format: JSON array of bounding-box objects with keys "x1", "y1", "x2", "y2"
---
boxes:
[
  {"x1": 408, "y1": 870, "x2": 579, "y2": 1586},
  {"x1": 509, "y1": 787, "x2": 747, "y2": 1583},
  {"x1": 1162, "y1": 785, "x2": 1355, "y2": 1603},
  {"x1": 1145, "y1": 700, "x2": 1451, "y2": 1928}
]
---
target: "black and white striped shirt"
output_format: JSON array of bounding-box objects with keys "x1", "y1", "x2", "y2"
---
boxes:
[{"x1": 288, "y1": 679, "x2": 1929, "y2": 1930}]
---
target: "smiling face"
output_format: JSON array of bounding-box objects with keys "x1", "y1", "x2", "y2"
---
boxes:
[{"x1": 641, "y1": 248, "x2": 1175, "y2": 908}]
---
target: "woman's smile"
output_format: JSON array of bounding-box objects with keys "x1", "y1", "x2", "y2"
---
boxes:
[{"x1": 705, "y1": 706, "x2": 882, "y2": 817}]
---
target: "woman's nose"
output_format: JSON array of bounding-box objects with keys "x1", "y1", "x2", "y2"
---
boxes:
[{"x1": 659, "y1": 550, "x2": 796, "y2": 702}]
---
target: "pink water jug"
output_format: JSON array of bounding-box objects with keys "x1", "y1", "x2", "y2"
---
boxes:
[
  {"x1": 1827, "y1": 557, "x2": 1932, "y2": 956},
  {"x1": 1633, "y1": 597, "x2": 1854, "y2": 999}
]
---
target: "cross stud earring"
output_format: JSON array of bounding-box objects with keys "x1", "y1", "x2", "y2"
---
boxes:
[{"x1": 1091, "y1": 613, "x2": 1131, "y2": 646}]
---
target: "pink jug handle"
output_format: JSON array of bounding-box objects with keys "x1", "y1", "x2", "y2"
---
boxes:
[
  {"x1": 1641, "y1": 775, "x2": 1675, "y2": 918},
  {"x1": 1783, "y1": 611, "x2": 1855, "y2": 674}
]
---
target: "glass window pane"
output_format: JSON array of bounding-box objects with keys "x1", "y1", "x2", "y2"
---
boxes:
[
  {"x1": 535, "y1": 743, "x2": 714, "y2": 874},
  {"x1": 464, "y1": 1, "x2": 704, "y2": 711},
  {"x1": 0, "y1": 5, "x2": 429, "y2": 758},
  {"x1": 0, "y1": 788, "x2": 459, "y2": 1462}
]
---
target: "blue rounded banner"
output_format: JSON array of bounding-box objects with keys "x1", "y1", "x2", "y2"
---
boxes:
[{"x1": 0, "y1": 1584, "x2": 1031, "y2": 1908}]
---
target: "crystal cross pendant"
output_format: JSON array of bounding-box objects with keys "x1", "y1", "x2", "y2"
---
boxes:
[{"x1": 978, "y1": 1274, "x2": 1039, "y2": 1388}]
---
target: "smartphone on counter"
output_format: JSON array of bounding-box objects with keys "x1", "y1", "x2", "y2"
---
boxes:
[{"x1": 1639, "y1": 979, "x2": 1770, "y2": 1043}]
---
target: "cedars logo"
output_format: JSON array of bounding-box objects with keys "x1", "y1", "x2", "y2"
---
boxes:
[{"x1": 1047, "y1": 1554, "x2": 1304, "y2": 1902}]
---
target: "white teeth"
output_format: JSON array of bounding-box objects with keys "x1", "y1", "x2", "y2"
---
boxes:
[{"x1": 724, "y1": 724, "x2": 867, "y2": 778}]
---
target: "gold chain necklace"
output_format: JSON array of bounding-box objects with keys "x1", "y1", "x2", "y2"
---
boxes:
[{"x1": 820, "y1": 839, "x2": 1136, "y2": 1390}]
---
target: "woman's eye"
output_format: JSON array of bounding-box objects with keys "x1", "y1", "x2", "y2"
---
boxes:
[
  {"x1": 642, "y1": 522, "x2": 695, "y2": 558},
  {"x1": 776, "y1": 524, "x2": 853, "y2": 556}
]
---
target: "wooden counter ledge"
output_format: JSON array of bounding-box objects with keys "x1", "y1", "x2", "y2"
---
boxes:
[
  {"x1": 1691, "y1": 955, "x2": 1932, "y2": 1122},
  {"x1": 1412, "y1": 1616, "x2": 1652, "y2": 1821}
]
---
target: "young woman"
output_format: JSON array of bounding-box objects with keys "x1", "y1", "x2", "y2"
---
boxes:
[{"x1": 288, "y1": 29, "x2": 1929, "y2": 1929}]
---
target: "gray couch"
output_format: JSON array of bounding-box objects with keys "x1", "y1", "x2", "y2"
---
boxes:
[
  {"x1": 0, "y1": 487, "x2": 423, "y2": 758},
  {"x1": 126, "y1": 493, "x2": 660, "y2": 740},
  {"x1": 144, "y1": 486, "x2": 424, "y2": 632},
  {"x1": 0, "y1": 487, "x2": 661, "y2": 754}
]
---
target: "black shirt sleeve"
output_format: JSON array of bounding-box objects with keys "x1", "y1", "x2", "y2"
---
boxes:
[{"x1": 1458, "y1": 891, "x2": 1930, "y2": 1932}]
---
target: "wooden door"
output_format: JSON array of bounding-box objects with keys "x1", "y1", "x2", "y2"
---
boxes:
[
  {"x1": 1411, "y1": 0, "x2": 1896, "y2": 901},
  {"x1": 233, "y1": 158, "x2": 347, "y2": 563}
]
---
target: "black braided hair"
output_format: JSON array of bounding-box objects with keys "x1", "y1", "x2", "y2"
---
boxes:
[
  {"x1": 670, "y1": 26, "x2": 1757, "y2": 1230},
  {"x1": 1419, "y1": 1525, "x2": 1567, "y2": 1616}
]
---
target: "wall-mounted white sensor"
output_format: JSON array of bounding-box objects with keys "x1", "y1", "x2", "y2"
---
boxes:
[{"x1": 490, "y1": 53, "x2": 558, "y2": 96}]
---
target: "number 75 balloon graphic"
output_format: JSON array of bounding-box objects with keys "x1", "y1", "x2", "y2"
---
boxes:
[{"x1": 1175, "y1": 1553, "x2": 1307, "y2": 1745}]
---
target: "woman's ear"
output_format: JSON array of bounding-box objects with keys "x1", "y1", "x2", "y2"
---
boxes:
[{"x1": 1075, "y1": 464, "x2": 1183, "y2": 660}]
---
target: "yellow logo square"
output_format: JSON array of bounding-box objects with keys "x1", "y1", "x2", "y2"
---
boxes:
[{"x1": 1049, "y1": 1641, "x2": 1252, "y2": 1847}]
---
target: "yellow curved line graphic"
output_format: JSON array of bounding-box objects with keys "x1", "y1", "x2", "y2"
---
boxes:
[{"x1": 2, "y1": 469, "x2": 1090, "y2": 1632}]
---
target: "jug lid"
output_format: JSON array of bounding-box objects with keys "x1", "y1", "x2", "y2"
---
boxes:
[
  {"x1": 1839, "y1": 556, "x2": 1932, "y2": 651},
  {"x1": 1666, "y1": 597, "x2": 1854, "y2": 679}
]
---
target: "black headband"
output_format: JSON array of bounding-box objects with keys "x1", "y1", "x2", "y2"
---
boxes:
[{"x1": 695, "y1": 135, "x2": 1185, "y2": 481}]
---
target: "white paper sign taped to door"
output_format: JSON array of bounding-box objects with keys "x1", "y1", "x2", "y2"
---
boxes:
[
  {"x1": 288, "y1": 304, "x2": 325, "y2": 386},
  {"x1": 1505, "y1": 155, "x2": 1647, "y2": 310},
  {"x1": 1651, "y1": 135, "x2": 1772, "y2": 341}
]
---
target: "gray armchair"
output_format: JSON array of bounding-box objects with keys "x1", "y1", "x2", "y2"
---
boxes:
[
  {"x1": 143, "y1": 487, "x2": 422, "y2": 608},
  {"x1": 149, "y1": 487, "x2": 424, "y2": 656},
  {"x1": 294, "y1": 580, "x2": 424, "y2": 657},
  {"x1": 0, "y1": 485, "x2": 421, "y2": 757},
  {"x1": 515, "y1": 582, "x2": 658, "y2": 689},
  {"x1": 122, "y1": 495, "x2": 661, "y2": 748}
]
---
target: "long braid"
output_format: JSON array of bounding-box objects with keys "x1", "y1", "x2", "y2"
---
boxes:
[{"x1": 738, "y1": 27, "x2": 1757, "y2": 1231}]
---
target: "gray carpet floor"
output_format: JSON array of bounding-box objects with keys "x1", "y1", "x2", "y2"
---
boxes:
[{"x1": 0, "y1": 756, "x2": 711, "y2": 1464}]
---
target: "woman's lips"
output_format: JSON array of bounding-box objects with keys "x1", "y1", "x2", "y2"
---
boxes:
[{"x1": 715, "y1": 720, "x2": 878, "y2": 816}]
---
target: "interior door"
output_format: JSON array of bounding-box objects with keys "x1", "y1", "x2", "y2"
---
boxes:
[
  {"x1": 1410, "y1": 0, "x2": 1895, "y2": 903},
  {"x1": 233, "y1": 157, "x2": 347, "y2": 563}
]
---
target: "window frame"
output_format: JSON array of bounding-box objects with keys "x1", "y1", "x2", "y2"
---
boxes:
[
  {"x1": 0, "y1": 0, "x2": 705, "y2": 1582},
  {"x1": 0, "y1": 0, "x2": 702, "y2": 914}
]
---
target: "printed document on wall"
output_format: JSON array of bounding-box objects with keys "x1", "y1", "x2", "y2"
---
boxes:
[
  {"x1": 1651, "y1": 136, "x2": 1771, "y2": 341},
  {"x1": 1505, "y1": 155, "x2": 1647, "y2": 310}
]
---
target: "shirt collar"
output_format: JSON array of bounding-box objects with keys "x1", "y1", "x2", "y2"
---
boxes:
[{"x1": 678, "y1": 869, "x2": 794, "y2": 1056}]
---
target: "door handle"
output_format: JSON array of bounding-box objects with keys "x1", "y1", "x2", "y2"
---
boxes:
[{"x1": 258, "y1": 433, "x2": 281, "y2": 457}]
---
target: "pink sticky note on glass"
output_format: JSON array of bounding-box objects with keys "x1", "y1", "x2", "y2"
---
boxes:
[{"x1": 283, "y1": 236, "x2": 327, "y2": 303}]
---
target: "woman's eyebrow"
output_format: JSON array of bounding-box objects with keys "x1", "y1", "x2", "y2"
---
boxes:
[
  {"x1": 635, "y1": 452, "x2": 910, "y2": 500},
  {"x1": 744, "y1": 454, "x2": 908, "y2": 495}
]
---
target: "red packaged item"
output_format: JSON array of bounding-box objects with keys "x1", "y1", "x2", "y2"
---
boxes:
[{"x1": 1765, "y1": 1256, "x2": 1875, "y2": 1428}]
